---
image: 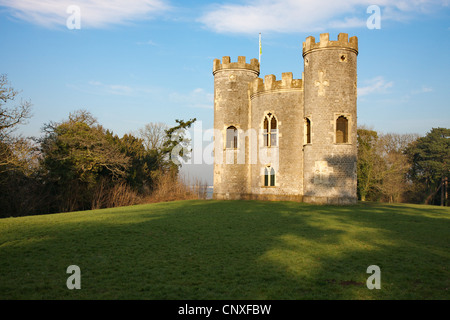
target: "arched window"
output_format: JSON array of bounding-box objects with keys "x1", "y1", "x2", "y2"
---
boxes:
[
  {"x1": 264, "y1": 166, "x2": 276, "y2": 187},
  {"x1": 304, "y1": 117, "x2": 311, "y2": 144},
  {"x1": 336, "y1": 116, "x2": 348, "y2": 143},
  {"x1": 226, "y1": 126, "x2": 238, "y2": 148},
  {"x1": 263, "y1": 113, "x2": 277, "y2": 147}
]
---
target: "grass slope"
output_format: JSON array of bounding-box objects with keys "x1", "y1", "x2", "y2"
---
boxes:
[{"x1": 0, "y1": 200, "x2": 449, "y2": 300}]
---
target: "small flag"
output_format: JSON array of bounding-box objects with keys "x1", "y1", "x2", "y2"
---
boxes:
[{"x1": 259, "y1": 33, "x2": 262, "y2": 63}]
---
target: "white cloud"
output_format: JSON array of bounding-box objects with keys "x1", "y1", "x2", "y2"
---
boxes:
[
  {"x1": 0, "y1": 0, "x2": 170, "y2": 28},
  {"x1": 411, "y1": 86, "x2": 433, "y2": 94},
  {"x1": 75, "y1": 81, "x2": 213, "y2": 107},
  {"x1": 358, "y1": 76, "x2": 393, "y2": 96},
  {"x1": 169, "y1": 88, "x2": 214, "y2": 109},
  {"x1": 88, "y1": 80, "x2": 135, "y2": 95},
  {"x1": 85, "y1": 80, "x2": 155, "y2": 96},
  {"x1": 136, "y1": 40, "x2": 158, "y2": 46},
  {"x1": 198, "y1": 0, "x2": 449, "y2": 34}
]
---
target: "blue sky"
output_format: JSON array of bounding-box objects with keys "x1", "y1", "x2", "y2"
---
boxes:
[{"x1": 1, "y1": 0, "x2": 449, "y2": 184}]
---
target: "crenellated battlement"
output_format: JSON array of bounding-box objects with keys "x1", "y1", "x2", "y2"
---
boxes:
[
  {"x1": 213, "y1": 31, "x2": 359, "y2": 204},
  {"x1": 249, "y1": 72, "x2": 303, "y2": 98},
  {"x1": 213, "y1": 56, "x2": 260, "y2": 75},
  {"x1": 303, "y1": 33, "x2": 358, "y2": 57}
]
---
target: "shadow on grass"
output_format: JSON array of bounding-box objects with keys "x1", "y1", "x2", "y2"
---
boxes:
[{"x1": 0, "y1": 200, "x2": 449, "y2": 299}]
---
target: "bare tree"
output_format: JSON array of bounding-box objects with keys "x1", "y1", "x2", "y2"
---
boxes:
[
  {"x1": 377, "y1": 133, "x2": 419, "y2": 202},
  {"x1": 138, "y1": 122, "x2": 168, "y2": 151},
  {"x1": 0, "y1": 137, "x2": 40, "y2": 175},
  {"x1": 380, "y1": 133, "x2": 420, "y2": 155},
  {"x1": 0, "y1": 74, "x2": 32, "y2": 141},
  {"x1": 0, "y1": 74, "x2": 34, "y2": 175}
]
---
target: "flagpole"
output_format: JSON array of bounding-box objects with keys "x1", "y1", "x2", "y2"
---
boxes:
[{"x1": 259, "y1": 33, "x2": 262, "y2": 64}]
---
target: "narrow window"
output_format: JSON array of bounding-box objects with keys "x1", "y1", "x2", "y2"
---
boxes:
[
  {"x1": 263, "y1": 117, "x2": 269, "y2": 147},
  {"x1": 305, "y1": 118, "x2": 311, "y2": 144},
  {"x1": 264, "y1": 167, "x2": 269, "y2": 186},
  {"x1": 264, "y1": 166, "x2": 276, "y2": 187},
  {"x1": 336, "y1": 116, "x2": 348, "y2": 143},
  {"x1": 263, "y1": 113, "x2": 277, "y2": 147},
  {"x1": 226, "y1": 126, "x2": 238, "y2": 148},
  {"x1": 270, "y1": 167, "x2": 276, "y2": 186},
  {"x1": 270, "y1": 116, "x2": 277, "y2": 147}
]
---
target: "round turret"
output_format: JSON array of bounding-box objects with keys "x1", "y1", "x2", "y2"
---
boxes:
[
  {"x1": 213, "y1": 56, "x2": 260, "y2": 200},
  {"x1": 302, "y1": 33, "x2": 358, "y2": 204}
]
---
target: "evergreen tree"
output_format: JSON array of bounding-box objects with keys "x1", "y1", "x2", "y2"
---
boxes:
[{"x1": 405, "y1": 128, "x2": 450, "y2": 206}]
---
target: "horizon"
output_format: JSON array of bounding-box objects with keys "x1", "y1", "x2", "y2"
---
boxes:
[{"x1": 1, "y1": 0, "x2": 449, "y2": 185}]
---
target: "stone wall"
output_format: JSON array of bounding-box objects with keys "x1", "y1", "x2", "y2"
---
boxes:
[
  {"x1": 249, "y1": 73, "x2": 304, "y2": 200},
  {"x1": 213, "y1": 33, "x2": 359, "y2": 204},
  {"x1": 213, "y1": 56, "x2": 259, "y2": 200},
  {"x1": 302, "y1": 33, "x2": 358, "y2": 204}
]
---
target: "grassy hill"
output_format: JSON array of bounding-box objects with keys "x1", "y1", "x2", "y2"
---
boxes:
[{"x1": 0, "y1": 200, "x2": 449, "y2": 300}]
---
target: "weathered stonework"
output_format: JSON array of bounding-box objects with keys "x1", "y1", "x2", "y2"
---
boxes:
[{"x1": 213, "y1": 33, "x2": 358, "y2": 204}]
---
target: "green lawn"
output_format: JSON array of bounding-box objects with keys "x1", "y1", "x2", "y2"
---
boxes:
[{"x1": 0, "y1": 200, "x2": 449, "y2": 300}]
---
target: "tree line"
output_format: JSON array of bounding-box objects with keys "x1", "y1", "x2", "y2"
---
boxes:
[
  {"x1": 357, "y1": 126, "x2": 449, "y2": 205},
  {"x1": 0, "y1": 75, "x2": 204, "y2": 218},
  {"x1": 0, "y1": 75, "x2": 448, "y2": 217}
]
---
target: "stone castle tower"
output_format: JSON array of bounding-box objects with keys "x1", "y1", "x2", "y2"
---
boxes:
[{"x1": 213, "y1": 33, "x2": 358, "y2": 204}]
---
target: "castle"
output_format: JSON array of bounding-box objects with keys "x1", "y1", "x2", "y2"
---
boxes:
[{"x1": 212, "y1": 33, "x2": 358, "y2": 204}]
